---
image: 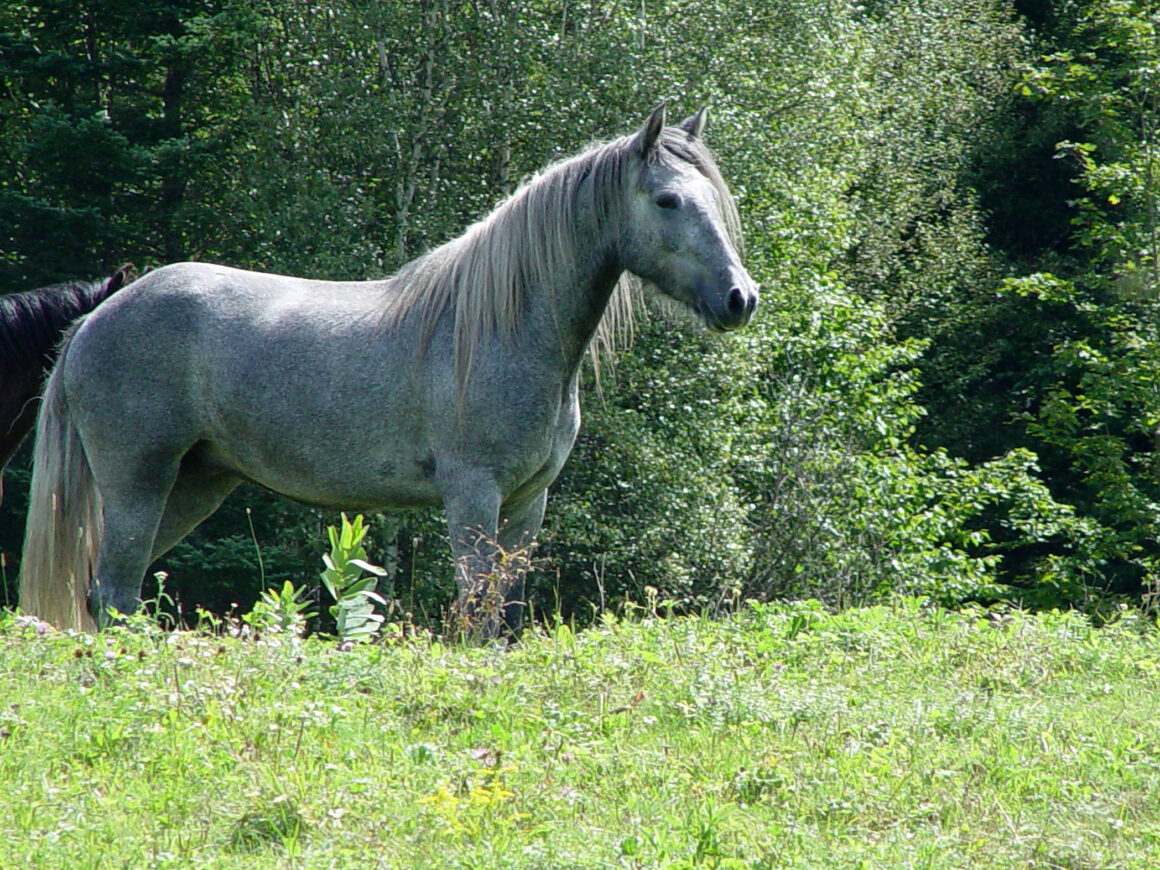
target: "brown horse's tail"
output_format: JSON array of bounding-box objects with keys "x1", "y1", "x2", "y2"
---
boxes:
[{"x1": 19, "y1": 336, "x2": 100, "y2": 631}]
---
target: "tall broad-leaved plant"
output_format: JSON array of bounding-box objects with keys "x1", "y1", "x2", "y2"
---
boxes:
[{"x1": 321, "y1": 514, "x2": 388, "y2": 643}]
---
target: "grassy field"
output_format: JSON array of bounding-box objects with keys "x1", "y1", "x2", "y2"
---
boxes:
[{"x1": 1, "y1": 599, "x2": 1159, "y2": 869}]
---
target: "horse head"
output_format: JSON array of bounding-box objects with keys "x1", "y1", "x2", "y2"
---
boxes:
[{"x1": 619, "y1": 104, "x2": 759, "y2": 332}]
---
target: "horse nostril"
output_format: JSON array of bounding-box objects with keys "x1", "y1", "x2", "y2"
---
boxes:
[{"x1": 727, "y1": 287, "x2": 746, "y2": 317}]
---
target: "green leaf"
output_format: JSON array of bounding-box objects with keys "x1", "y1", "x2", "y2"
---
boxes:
[{"x1": 349, "y1": 558, "x2": 388, "y2": 577}]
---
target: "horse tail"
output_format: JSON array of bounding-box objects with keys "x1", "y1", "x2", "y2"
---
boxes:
[{"x1": 19, "y1": 336, "x2": 100, "y2": 632}]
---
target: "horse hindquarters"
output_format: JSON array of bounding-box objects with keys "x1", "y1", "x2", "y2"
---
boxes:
[
  {"x1": 19, "y1": 360, "x2": 100, "y2": 631},
  {"x1": 18, "y1": 326, "x2": 185, "y2": 630}
]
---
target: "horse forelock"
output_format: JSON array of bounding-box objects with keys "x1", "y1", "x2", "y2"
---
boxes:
[{"x1": 380, "y1": 124, "x2": 740, "y2": 386}]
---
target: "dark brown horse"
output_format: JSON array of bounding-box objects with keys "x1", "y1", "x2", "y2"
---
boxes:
[{"x1": 0, "y1": 267, "x2": 130, "y2": 498}]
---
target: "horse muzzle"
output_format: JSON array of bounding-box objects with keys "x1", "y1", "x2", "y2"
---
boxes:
[{"x1": 702, "y1": 273, "x2": 759, "y2": 331}]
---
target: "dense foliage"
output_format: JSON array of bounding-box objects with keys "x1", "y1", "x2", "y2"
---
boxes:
[{"x1": 1, "y1": 0, "x2": 1157, "y2": 623}]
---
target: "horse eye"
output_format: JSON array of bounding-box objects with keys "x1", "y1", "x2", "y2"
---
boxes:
[{"x1": 655, "y1": 192, "x2": 681, "y2": 210}]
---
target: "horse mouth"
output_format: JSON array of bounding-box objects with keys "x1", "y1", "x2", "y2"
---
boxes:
[{"x1": 695, "y1": 299, "x2": 753, "y2": 333}]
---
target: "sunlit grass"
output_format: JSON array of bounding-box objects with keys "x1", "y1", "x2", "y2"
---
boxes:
[{"x1": 1, "y1": 600, "x2": 1158, "y2": 868}]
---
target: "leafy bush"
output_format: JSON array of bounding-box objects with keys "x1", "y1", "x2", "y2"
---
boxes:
[{"x1": 319, "y1": 514, "x2": 388, "y2": 644}]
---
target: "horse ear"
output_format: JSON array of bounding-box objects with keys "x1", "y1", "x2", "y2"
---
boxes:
[
  {"x1": 635, "y1": 103, "x2": 667, "y2": 157},
  {"x1": 679, "y1": 107, "x2": 707, "y2": 140}
]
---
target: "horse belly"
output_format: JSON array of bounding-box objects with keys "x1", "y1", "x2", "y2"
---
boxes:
[
  {"x1": 202, "y1": 348, "x2": 440, "y2": 509},
  {"x1": 200, "y1": 404, "x2": 441, "y2": 511}
]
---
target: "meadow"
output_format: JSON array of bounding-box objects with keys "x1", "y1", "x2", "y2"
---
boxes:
[{"x1": 2, "y1": 599, "x2": 1158, "y2": 869}]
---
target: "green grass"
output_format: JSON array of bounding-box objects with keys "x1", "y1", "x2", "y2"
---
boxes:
[{"x1": 2, "y1": 599, "x2": 1159, "y2": 868}]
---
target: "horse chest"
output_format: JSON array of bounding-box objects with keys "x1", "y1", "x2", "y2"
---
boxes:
[
  {"x1": 540, "y1": 395, "x2": 582, "y2": 477},
  {"x1": 475, "y1": 382, "x2": 580, "y2": 500}
]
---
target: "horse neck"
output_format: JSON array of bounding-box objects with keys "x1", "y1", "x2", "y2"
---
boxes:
[
  {"x1": 524, "y1": 219, "x2": 624, "y2": 375},
  {"x1": 0, "y1": 286, "x2": 89, "y2": 376}
]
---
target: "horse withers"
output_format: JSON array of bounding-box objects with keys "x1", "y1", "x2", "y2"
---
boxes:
[
  {"x1": 20, "y1": 105, "x2": 757, "y2": 636},
  {"x1": 0, "y1": 267, "x2": 129, "y2": 501}
]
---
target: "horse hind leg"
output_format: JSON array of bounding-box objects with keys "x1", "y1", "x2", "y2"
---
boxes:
[
  {"x1": 151, "y1": 456, "x2": 241, "y2": 561},
  {"x1": 88, "y1": 457, "x2": 182, "y2": 627},
  {"x1": 91, "y1": 453, "x2": 239, "y2": 626}
]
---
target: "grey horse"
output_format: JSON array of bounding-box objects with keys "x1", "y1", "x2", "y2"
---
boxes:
[{"x1": 20, "y1": 105, "x2": 758, "y2": 635}]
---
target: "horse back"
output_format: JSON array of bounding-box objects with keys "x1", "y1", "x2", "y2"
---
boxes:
[{"x1": 60, "y1": 263, "x2": 431, "y2": 484}]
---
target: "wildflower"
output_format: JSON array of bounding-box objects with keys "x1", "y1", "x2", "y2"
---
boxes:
[{"x1": 15, "y1": 615, "x2": 49, "y2": 635}]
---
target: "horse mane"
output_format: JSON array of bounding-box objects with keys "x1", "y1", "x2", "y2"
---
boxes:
[
  {"x1": 379, "y1": 127, "x2": 743, "y2": 386},
  {"x1": 0, "y1": 269, "x2": 127, "y2": 377}
]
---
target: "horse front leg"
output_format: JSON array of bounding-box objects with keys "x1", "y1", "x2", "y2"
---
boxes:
[
  {"x1": 442, "y1": 482, "x2": 547, "y2": 641},
  {"x1": 442, "y1": 482, "x2": 503, "y2": 641},
  {"x1": 495, "y1": 489, "x2": 547, "y2": 636}
]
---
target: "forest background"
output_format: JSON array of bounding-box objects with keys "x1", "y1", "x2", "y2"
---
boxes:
[{"x1": 1, "y1": 0, "x2": 1157, "y2": 626}]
